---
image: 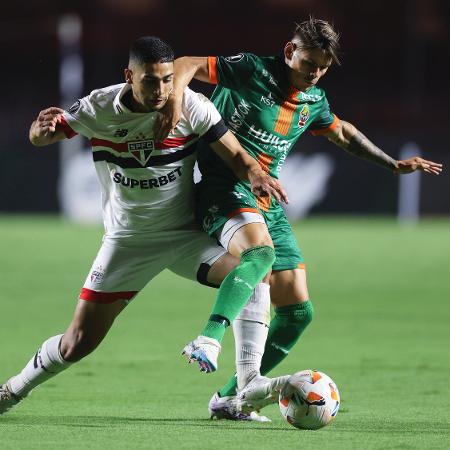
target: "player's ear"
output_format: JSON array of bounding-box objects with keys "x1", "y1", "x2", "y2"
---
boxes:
[
  {"x1": 124, "y1": 68, "x2": 133, "y2": 84},
  {"x1": 284, "y1": 42, "x2": 295, "y2": 61}
]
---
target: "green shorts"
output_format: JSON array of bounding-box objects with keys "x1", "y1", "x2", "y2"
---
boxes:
[{"x1": 196, "y1": 179, "x2": 305, "y2": 271}]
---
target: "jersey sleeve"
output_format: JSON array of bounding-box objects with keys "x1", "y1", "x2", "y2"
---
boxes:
[
  {"x1": 309, "y1": 96, "x2": 340, "y2": 136},
  {"x1": 207, "y1": 53, "x2": 257, "y2": 89},
  {"x1": 61, "y1": 94, "x2": 98, "y2": 139},
  {"x1": 182, "y1": 87, "x2": 227, "y2": 141}
]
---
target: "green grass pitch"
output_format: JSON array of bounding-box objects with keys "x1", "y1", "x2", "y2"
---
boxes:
[{"x1": 0, "y1": 216, "x2": 449, "y2": 449}]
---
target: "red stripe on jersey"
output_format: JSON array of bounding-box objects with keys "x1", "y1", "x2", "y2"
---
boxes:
[
  {"x1": 80, "y1": 288, "x2": 137, "y2": 303},
  {"x1": 90, "y1": 135, "x2": 197, "y2": 152},
  {"x1": 58, "y1": 116, "x2": 78, "y2": 139},
  {"x1": 155, "y1": 134, "x2": 197, "y2": 149},
  {"x1": 90, "y1": 138, "x2": 128, "y2": 152}
]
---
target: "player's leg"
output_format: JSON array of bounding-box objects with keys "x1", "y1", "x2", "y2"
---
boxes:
[
  {"x1": 1, "y1": 236, "x2": 162, "y2": 414},
  {"x1": 218, "y1": 212, "x2": 312, "y2": 401},
  {"x1": 169, "y1": 224, "x2": 281, "y2": 420},
  {"x1": 202, "y1": 221, "x2": 274, "y2": 344},
  {"x1": 60, "y1": 298, "x2": 128, "y2": 362},
  {"x1": 169, "y1": 222, "x2": 273, "y2": 372},
  {"x1": 260, "y1": 267, "x2": 313, "y2": 376},
  {"x1": 207, "y1": 216, "x2": 291, "y2": 416},
  {"x1": 216, "y1": 271, "x2": 311, "y2": 416},
  {"x1": 181, "y1": 220, "x2": 275, "y2": 373},
  {"x1": 232, "y1": 269, "x2": 313, "y2": 414},
  {"x1": 2, "y1": 298, "x2": 128, "y2": 413},
  {"x1": 223, "y1": 221, "x2": 274, "y2": 387}
]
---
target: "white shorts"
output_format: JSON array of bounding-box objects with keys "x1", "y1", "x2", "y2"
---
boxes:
[
  {"x1": 80, "y1": 229, "x2": 226, "y2": 303},
  {"x1": 217, "y1": 212, "x2": 265, "y2": 250}
]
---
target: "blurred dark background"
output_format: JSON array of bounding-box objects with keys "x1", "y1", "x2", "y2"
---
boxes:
[{"x1": 1, "y1": 0, "x2": 448, "y2": 216}]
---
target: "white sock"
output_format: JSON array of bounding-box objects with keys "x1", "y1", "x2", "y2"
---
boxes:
[
  {"x1": 233, "y1": 282, "x2": 271, "y2": 390},
  {"x1": 7, "y1": 334, "x2": 72, "y2": 397}
]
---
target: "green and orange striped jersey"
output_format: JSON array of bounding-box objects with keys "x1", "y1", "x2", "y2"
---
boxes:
[{"x1": 197, "y1": 53, "x2": 339, "y2": 183}]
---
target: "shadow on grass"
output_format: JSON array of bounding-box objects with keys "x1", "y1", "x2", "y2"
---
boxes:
[
  {"x1": 0, "y1": 415, "x2": 297, "y2": 432},
  {"x1": 3, "y1": 415, "x2": 448, "y2": 435}
]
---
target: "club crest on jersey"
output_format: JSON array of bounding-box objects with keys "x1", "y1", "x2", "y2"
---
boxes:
[
  {"x1": 90, "y1": 265, "x2": 104, "y2": 283},
  {"x1": 298, "y1": 104, "x2": 310, "y2": 128},
  {"x1": 128, "y1": 139, "x2": 155, "y2": 166}
]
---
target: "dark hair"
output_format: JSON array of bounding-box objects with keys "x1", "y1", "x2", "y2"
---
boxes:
[
  {"x1": 293, "y1": 17, "x2": 341, "y2": 65},
  {"x1": 129, "y1": 36, "x2": 174, "y2": 66}
]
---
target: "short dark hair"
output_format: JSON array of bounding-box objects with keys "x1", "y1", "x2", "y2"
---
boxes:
[
  {"x1": 129, "y1": 36, "x2": 174, "y2": 66},
  {"x1": 293, "y1": 17, "x2": 341, "y2": 65}
]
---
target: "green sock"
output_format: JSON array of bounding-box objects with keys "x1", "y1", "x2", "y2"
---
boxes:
[
  {"x1": 202, "y1": 319, "x2": 227, "y2": 342},
  {"x1": 260, "y1": 301, "x2": 314, "y2": 374},
  {"x1": 201, "y1": 245, "x2": 275, "y2": 342},
  {"x1": 218, "y1": 301, "x2": 314, "y2": 397}
]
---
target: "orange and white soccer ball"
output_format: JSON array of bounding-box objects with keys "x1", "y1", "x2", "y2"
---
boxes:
[{"x1": 279, "y1": 370, "x2": 340, "y2": 430}]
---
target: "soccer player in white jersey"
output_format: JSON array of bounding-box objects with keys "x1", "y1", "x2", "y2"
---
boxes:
[{"x1": 0, "y1": 37, "x2": 289, "y2": 418}]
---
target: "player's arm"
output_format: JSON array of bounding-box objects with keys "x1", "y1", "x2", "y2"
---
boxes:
[
  {"x1": 155, "y1": 57, "x2": 210, "y2": 142},
  {"x1": 174, "y1": 56, "x2": 210, "y2": 85},
  {"x1": 324, "y1": 120, "x2": 442, "y2": 175},
  {"x1": 29, "y1": 107, "x2": 67, "y2": 147},
  {"x1": 209, "y1": 130, "x2": 289, "y2": 204}
]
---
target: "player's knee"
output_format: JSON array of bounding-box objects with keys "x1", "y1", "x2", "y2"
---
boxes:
[
  {"x1": 276, "y1": 300, "x2": 314, "y2": 327},
  {"x1": 299, "y1": 300, "x2": 314, "y2": 327},
  {"x1": 60, "y1": 329, "x2": 101, "y2": 362},
  {"x1": 241, "y1": 245, "x2": 276, "y2": 275}
]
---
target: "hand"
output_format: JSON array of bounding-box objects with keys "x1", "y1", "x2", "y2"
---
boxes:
[
  {"x1": 153, "y1": 95, "x2": 182, "y2": 142},
  {"x1": 249, "y1": 170, "x2": 289, "y2": 204},
  {"x1": 395, "y1": 157, "x2": 443, "y2": 175},
  {"x1": 33, "y1": 107, "x2": 65, "y2": 137}
]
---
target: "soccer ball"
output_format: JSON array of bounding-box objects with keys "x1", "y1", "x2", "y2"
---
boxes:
[{"x1": 279, "y1": 370, "x2": 340, "y2": 430}]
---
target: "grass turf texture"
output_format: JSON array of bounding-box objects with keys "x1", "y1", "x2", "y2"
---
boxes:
[{"x1": 0, "y1": 216, "x2": 449, "y2": 450}]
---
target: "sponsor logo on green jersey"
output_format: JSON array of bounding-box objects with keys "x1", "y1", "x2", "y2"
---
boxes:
[
  {"x1": 228, "y1": 99, "x2": 252, "y2": 133},
  {"x1": 248, "y1": 125, "x2": 291, "y2": 152}
]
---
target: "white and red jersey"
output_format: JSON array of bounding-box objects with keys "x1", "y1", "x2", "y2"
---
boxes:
[{"x1": 60, "y1": 84, "x2": 226, "y2": 237}]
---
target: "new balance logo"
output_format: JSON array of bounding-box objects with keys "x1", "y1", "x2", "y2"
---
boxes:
[{"x1": 114, "y1": 129, "x2": 128, "y2": 137}]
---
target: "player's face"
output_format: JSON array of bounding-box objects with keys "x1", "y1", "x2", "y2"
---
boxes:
[
  {"x1": 284, "y1": 43, "x2": 331, "y2": 91},
  {"x1": 125, "y1": 61, "x2": 174, "y2": 112}
]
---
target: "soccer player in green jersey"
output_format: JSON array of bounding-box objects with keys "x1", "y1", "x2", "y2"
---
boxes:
[{"x1": 160, "y1": 18, "x2": 443, "y2": 420}]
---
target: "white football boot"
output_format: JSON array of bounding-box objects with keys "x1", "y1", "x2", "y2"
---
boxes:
[
  {"x1": 0, "y1": 383, "x2": 23, "y2": 415},
  {"x1": 208, "y1": 392, "x2": 271, "y2": 422},
  {"x1": 181, "y1": 336, "x2": 221, "y2": 373},
  {"x1": 237, "y1": 372, "x2": 290, "y2": 413}
]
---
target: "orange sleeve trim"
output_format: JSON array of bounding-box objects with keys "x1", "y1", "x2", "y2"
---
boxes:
[
  {"x1": 310, "y1": 114, "x2": 340, "y2": 136},
  {"x1": 207, "y1": 56, "x2": 218, "y2": 85},
  {"x1": 298, "y1": 263, "x2": 306, "y2": 270},
  {"x1": 227, "y1": 207, "x2": 261, "y2": 219}
]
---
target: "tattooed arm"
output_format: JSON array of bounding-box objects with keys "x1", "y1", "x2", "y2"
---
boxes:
[{"x1": 324, "y1": 120, "x2": 442, "y2": 175}]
